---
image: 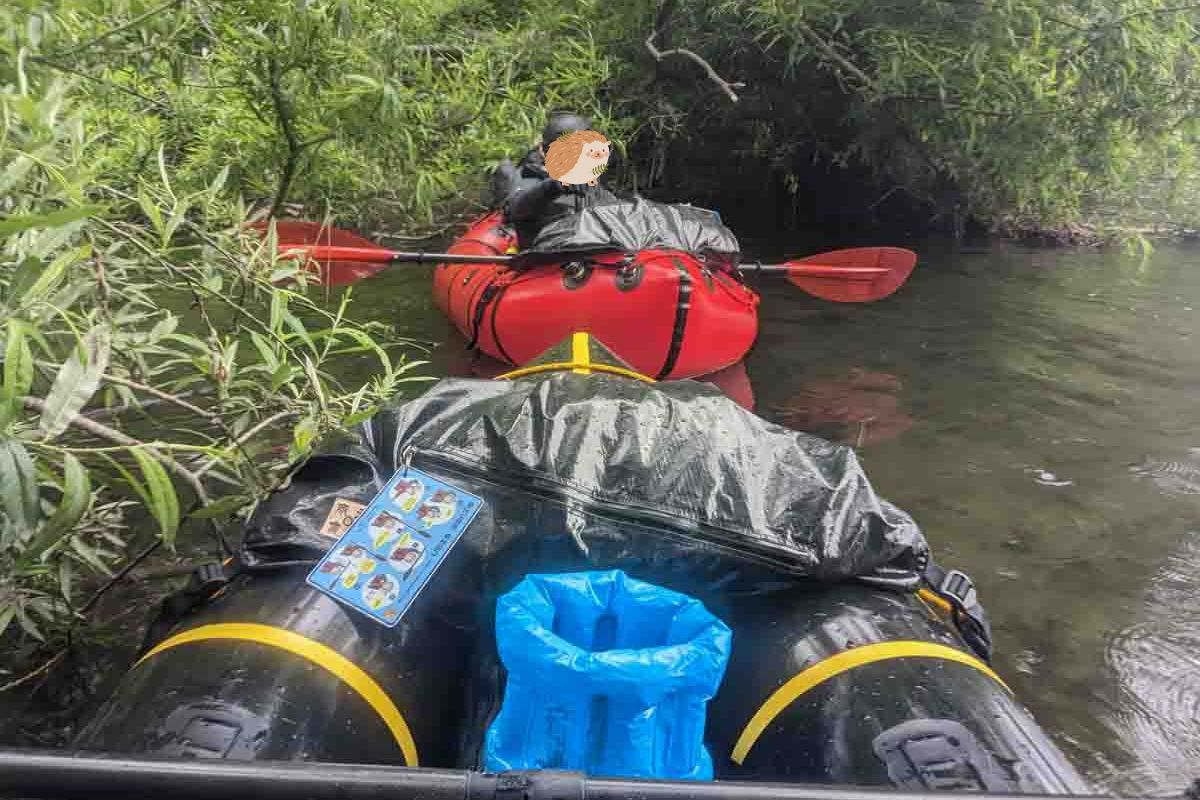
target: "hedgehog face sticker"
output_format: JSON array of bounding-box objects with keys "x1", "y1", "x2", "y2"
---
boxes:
[
  {"x1": 544, "y1": 130, "x2": 610, "y2": 187},
  {"x1": 415, "y1": 489, "x2": 458, "y2": 529},
  {"x1": 362, "y1": 573, "x2": 400, "y2": 610},
  {"x1": 390, "y1": 477, "x2": 424, "y2": 512},
  {"x1": 368, "y1": 511, "x2": 406, "y2": 551}
]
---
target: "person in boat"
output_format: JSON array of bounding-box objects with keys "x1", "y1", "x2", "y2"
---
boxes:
[{"x1": 493, "y1": 112, "x2": 620, "y2": 249}]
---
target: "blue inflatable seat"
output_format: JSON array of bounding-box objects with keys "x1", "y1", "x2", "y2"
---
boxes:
[{"x1": 483, "y1": 570, "x2": 732, "y2": 779}]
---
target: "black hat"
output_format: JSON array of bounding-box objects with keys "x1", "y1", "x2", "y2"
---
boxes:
[{"x1": 541, "y1": 113, "x2": 592, "y2": 149}]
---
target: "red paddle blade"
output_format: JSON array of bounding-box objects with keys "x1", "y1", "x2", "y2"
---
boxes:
[
  {"x1": 786, "y1": 247, "x2": 917, "y2": 302},
  {"x1": 262, "y1": 220, "x2": 379, "y2": 248},
  {"x1": 251, "y1": 221, "x2": 393, "y2": 287}
]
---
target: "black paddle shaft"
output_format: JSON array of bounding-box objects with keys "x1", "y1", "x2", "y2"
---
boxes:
[
  {"x1": 389, "y1": 251, "x2": 515, "y2": 265},
  {"x1": 387, "y1": 252, "x2": 796, "y2": 271}
]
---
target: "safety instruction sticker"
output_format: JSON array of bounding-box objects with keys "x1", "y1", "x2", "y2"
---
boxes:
[
  {"x1": 306, "y1": 467, "x2": 483, "y2": 627},
  {"x1": 319, "y1": 498, "x2": 366, "y2": 539}
]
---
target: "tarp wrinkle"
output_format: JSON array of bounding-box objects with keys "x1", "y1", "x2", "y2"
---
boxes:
[
  {"x1": 524, "y1": 198, "x2": 741, "y2": 265},
  {"x1": 240, "y1": 374, "x2": 928, "y2": 585}
]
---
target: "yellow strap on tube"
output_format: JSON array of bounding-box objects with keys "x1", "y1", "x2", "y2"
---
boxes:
[
  {"x1": 135, "y1": 623, "x2": 419, "y2": 766},
  {"x1": 731, "y1": 640, "x2": 1011, "y2": 765}
]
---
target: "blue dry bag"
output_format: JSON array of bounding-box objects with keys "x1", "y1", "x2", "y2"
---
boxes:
[{"x1": 483, "y1": 570, "x2": 732, "y2": 780}]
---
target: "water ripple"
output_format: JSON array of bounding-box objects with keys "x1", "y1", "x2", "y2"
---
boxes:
[
  {"x1": 1098, "y1": 536, "x2": 1200, "y2": 795},
  {"x1": 1129, "y1": 448, "x2": 1200, "y2": 497}
]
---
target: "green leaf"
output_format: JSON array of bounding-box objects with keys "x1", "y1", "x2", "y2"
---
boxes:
[
  {"x1": 342, "y1": 406, "x2": 379, "y2": 426},
  {"x1": 4, "y1": 320, "x2": 34, "y2": 397},
  {"x1": 0, "y1": 395, "x2": 20, "y2": 431},
  {"x1": 338, "y1": 327, "x2": 391, "y2": 373},
  {"x1": 250, "y1": 331, "x2": 279, "y2": 371},
  {"x1": 27, "y1": 14, "x2": 43, "y2": 48},
  {"x1": 131, "y1": 449, "x2": 180, "y2": 548},
  {"x1": 39, "y1": 324, "x2": 112, "y2": 441},
  {"x1": 157, "y1": 145, "x2": 175, "y2": 203},
  {"x1": 21, "y1": 244, "x2": 91, "y2": 307},
  {"x1": 0, "y1": 438, "x2": 40, "y2": 539},
  {"x1": 138, "y1": 189, "x2": 164, "y2": 238},
  {"x1": 0, "y1": 603, "x2": 15, "y2": 638},
  {"x1": 0, "y1": 204, "x2": 103, "y2": 238},
  {"x1": 270, "y1": 362, "x2": 296, "y2": 391},
  {"x1": 59, "y1": 559, "x2": 74, "y2": 603},
  {"x1": 149, "y1": 313, "x2": 178, "y2": 342},
  {"x1": 303, "y1": 355, "x2": 326, "y2": 412},
  {"x1": 207, "y1": 165, "x2": 230, "y2": 196},
  {"x1": 282, "y1": 309, "x2": 316, "y2": 354},
  {"x1": 70, "y1": 535, "x2": 112, "y2": 575},
  {"x1": 164, "y1": 198, "x2": 189, "y2": 247},
  {"x1": 269, "y1": 291, "x2": 285, "y2": 333},
  {"x1": 292, "y1": 417, "x2": 318, "y2": 454},
  {"x1": 162, "y1": 332, "x2": 209, "y2": 353},
  {"x1": 4, "y1": 257, "x2": 45, "y2": 306},
  {"x1": 13, "y1": 602, "x2": 44, "y2": 642},
  {"x1": 189, "y1": 494, "x2": 249, "y2": 520},
  {"x1": 23, "y1": 452, "x2": 91, "y2": 564},
  {"x1": 0, "y1": 154, "x2": 36, "y2": 198}
]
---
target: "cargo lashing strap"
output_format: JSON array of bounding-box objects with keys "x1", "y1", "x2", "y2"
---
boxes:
[
  {"x1": 921, "y1": 561, "x2": 993, "y2": 662},
  {"x1": 466, "y1": 273, "x2": 516, "y2": 351},
  {"x1": 138, "y1": 558, "x2": 239, "y2": 657}
]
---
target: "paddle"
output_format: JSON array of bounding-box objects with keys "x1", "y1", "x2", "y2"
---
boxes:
[
  {"x1": 740, "y1": 247, "x2": 917, "y2": 303},
  {"x1": 260, "y1": 221, "x2": 917, "y2": 302}
]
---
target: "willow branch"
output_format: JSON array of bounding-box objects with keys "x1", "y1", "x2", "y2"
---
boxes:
[
  {"x1": 792, "y1": 18, "x2": 874, "y2": 91},
  {"x1": 1105, "y1": 3, "x2": 1200, "y2": 26},
  {"x1": 193, "y1": 409, "x2": 294, "y2": 479},
  {"x1": 103, "y1": 372, "x2": 218, "y2": 421},
  {"x1": 48, "y1": 0, "x2": 186, "y2": 58},
  {"x1": 28, "y1": 57, "x2": 168, "y2": 110},
  {"x1": 34, "y1": 359, "x2": 218, "y2": 422},
  {"x1": 644, "y1": 6, "x2": 744, "y2": 104},
  {"x1": 92, "y1": 217, "x2": 279, "y2": 345},
  {"x1": 266, "y1": 55, "x2": 301, "y2": 219},
  {"x1": 21, "y1": 395, "x2": 210, "y2": 505},
  {"x1": 82, "y1": 391, "x2": 204, "y2": 421},
  {"x1": 892, "y1": 94, "x2": 1071, "y2": 118},
  {"x1": 0, "y1": 650, "x2": 68, "y2": 693},
  {"x1": 77, "y1": 538, "x2": 165, "y2": 615}
]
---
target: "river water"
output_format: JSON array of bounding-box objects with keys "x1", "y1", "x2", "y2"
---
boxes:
[{"x1": 358, "y1": 236, "x2": 1200, "y2": 796}]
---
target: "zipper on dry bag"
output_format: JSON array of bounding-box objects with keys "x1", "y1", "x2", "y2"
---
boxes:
[{"x1": 397, "y1": 445, "x2": 805, "y2": 572}]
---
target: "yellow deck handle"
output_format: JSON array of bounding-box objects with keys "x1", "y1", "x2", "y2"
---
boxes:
[{"x1": 497, "y1": 333, "x2": 655, "y2": 383}]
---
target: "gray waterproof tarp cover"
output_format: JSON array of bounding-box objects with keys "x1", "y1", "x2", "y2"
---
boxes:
[
  {"x1": 242, "y1": 373, "x2": 929, "y2": 590},
  {"x1": 523, "y1": 197, "x2": 742, "y2": 264}
]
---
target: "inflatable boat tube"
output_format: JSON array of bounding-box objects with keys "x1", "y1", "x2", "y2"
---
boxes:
[
  {"x1": 74, "y1": 335, "x2": 1087, "y2": 795},
  {"x1": 432, "y1": 213, "x2": 759, "y2": 379}
]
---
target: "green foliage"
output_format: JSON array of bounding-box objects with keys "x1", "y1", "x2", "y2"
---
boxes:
[
  {"x1": 603, "y1": 0, "x2": 1200, "y2": 232},
  {"x1": 0, "y1": 61, "x2": 428, "y2": 650},
  {"x1": 2, "y1": 0, "x2": 1198, "y2": 670},
  {"x1": 2, "y1": 0, "x2": 627, "y2": 232},
  {"x1": 5, "y1": 0, "x2": 1197, "y2": 237}
]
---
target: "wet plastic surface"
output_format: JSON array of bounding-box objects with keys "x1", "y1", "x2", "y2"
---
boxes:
[
  {"x1": 484, "y1": 570, "x2": 731, "y2": 779},
  {"x1": 241, "y1": 373, "x2": 928, "y2": 585},
  {"x1": 76, "y1": 374, "x2": 1086, "y2": 792},
  {"x1": 524, "y1": 199, "x2": 741, "y2": 266},
  {"x1": 433, "y1": 213, "x2": 759, "y2": 380}
]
